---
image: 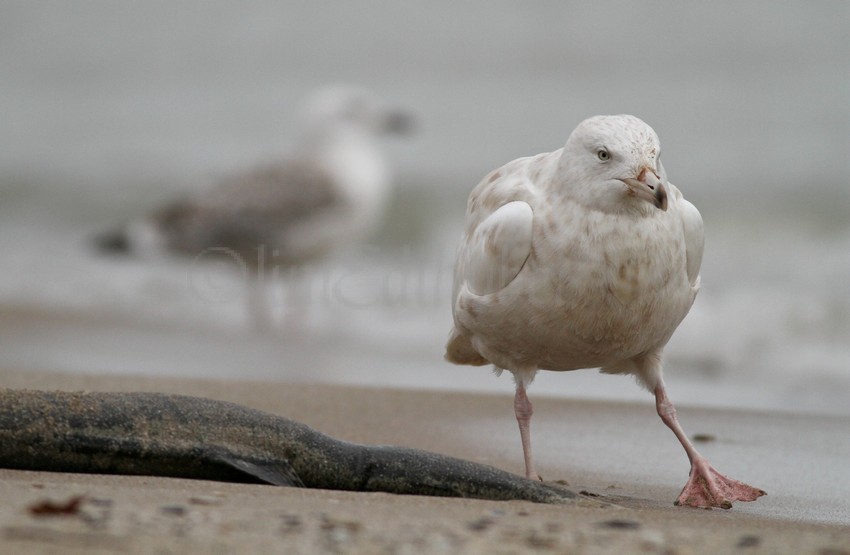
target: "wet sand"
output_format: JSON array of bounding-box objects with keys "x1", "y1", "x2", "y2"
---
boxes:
[{"x1": 1, "y1": 369, "x2": 848, "y2": 554}]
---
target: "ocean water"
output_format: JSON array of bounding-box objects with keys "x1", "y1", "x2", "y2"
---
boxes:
[{"x1": 0, "y1": 1, "x2": 848, "y2": 416}]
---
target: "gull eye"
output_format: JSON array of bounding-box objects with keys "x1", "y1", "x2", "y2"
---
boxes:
[{"x1": 597, "y1": 148, "x2": 610, "y2": 162}]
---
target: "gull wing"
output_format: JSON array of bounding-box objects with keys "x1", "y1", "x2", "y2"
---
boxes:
[
  {"x1": 677, "y1": 193, "x2": 704, "y2": 288},
  {"x1": 458, "y1": 200, "x2": 534, "y2": 296},
  {"x1": 149, "y1": 160, "x2": 342, "y2": 261}
]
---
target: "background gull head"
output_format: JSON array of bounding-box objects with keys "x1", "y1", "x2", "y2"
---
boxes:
[{"x1": 300, "y1": 84, "x2": 414, "y2": 139}]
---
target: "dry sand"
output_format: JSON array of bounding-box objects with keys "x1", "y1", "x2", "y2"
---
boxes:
[{"x1": 1, "y1": 368, "x2": 848, "y2": 554}]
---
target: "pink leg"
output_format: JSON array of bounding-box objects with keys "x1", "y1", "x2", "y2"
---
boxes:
[
  {"x1": 514, "y1": 382, "x2": 541, "y2": 481},
  {"x1": 654, "y1": 383, "x2": 766, "y2": 509}
]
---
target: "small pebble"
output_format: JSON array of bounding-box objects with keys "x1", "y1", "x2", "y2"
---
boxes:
[
  {"x1": 28, "y1": 495, "x2": 85, "y2": 516},
  {"x1": 525, "y1": 530, "x2": 557, "y2": 549},
  {"x1": 736, "y1": 535, "x2": 760, "y2": 548},
  {"x1": 544, "y1": 521, "x2": 562, "y2": 534},
  {"x1": 467, "y1": 516, "x2": 494, "y2": 532},
  {"x1": 279, "y1": 514, "x2": 302, "y2": 535},
  {"x1": 160, "y1": 505, "x2": 186, "y2": 517},
  {"x1": 598, "y1": 519, "x2": 641, "y2": 530},
  {"x1": 189, "y1": 495, "x2": 224, "y2": 506}
]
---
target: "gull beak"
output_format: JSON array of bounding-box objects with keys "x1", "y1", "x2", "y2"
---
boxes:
[
  {"x1": 383, "y1": 110, "x2": 415, "y2": 135},
  {"x1": 620, "y1": 168, "x2": 668, "y2": 211}
]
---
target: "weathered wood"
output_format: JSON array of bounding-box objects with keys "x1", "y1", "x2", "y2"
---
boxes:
[{"x1": 0, "y1": 389, "x2": 577, "y2": 504}]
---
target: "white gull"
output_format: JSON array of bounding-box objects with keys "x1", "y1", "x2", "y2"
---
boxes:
[{"x1": 446, "y1": 114, "x2": 765, "y2": 509}]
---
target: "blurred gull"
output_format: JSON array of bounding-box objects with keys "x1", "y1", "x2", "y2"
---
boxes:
[
  {"x1": 98, "y1": 85, "x2": 411, "y2": 326},
  {"x1": 446, "y1": 115, "x2": 765, "y2": 509}
]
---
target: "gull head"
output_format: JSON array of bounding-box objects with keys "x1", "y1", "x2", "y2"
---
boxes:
[
  {"x1": 564, "y1": 114, "x2": 668, "y2": 211},
  {"x1": 301, "y1": 84, "x2": 413, "y2": 137}
]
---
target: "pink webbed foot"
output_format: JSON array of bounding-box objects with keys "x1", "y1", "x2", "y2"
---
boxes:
[{"x1": 675, "y1": 458, "x2": 766, "y2": 509}]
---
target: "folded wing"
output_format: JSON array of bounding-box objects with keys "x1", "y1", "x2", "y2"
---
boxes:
[
  {"x1": 458, "y1": 200, "x2": 534, "y2": 296},
  {"x1": 677, "y1": 195, "x2": 704, "y2": 289}
]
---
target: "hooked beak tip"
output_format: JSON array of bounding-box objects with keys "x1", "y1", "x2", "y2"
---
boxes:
[
  {"x1": 619, "y1": 176, "x2": 668, "y2": 211},
  {"x1": 655, "y1": 182, "x2": 668, "y2": 211}
]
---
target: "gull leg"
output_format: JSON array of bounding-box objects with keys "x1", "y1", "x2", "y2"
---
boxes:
[
  {"x1": 653, "y1": 382, "x2": 766, "y2": 509},
  {"x1": 246, "y1": 273, "x2": 275, "y2": 334},
  {"x1": 281, "y1": 266, "x2": 312, "y2": 335},
  {"x1": 514, "y1": 382, "x2": 541, "y2": 481}
]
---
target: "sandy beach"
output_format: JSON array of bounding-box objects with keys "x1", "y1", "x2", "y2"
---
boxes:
[{"x1": 1, "y1": 368, "x2": 848, "y2": 554}]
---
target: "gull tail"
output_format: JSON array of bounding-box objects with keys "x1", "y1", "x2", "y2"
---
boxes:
[{"x1": 445, "y1": 328, "x2": 488, "y2": 366}]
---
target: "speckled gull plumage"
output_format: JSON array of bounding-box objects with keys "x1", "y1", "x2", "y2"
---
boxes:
[{"x1": 446, "y1": 114, "x2": 765, "y2": 509}]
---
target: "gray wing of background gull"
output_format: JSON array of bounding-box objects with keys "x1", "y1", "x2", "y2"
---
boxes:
[{"x1": 149, "y1": 159, "x2": 347, "y2": 267}]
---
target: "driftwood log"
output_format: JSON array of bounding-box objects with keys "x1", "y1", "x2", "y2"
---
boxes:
[{"x1": 0, "y1": 389, "x2": 576, "y2": 504}]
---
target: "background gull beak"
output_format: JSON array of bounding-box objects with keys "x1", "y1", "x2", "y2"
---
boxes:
[
  {"x1": 620, "y1": 168, "x2": 668, "y2": 211},
  {"x1": 383, "y1": 110, "x2": 415, "y2": 135}
]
